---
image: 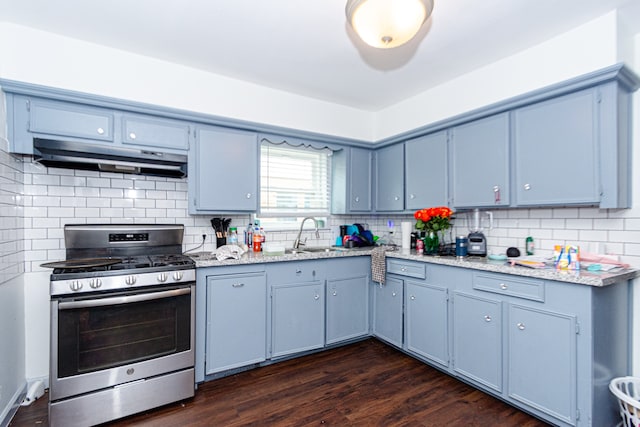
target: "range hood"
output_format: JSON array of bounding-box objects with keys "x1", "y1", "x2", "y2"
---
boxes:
[{"x1": 34, "y1": 138, "x2": 188, "y2": 178}]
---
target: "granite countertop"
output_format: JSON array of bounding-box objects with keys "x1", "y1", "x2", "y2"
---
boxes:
[{"x1": 190, "y1": 247, "x2": 639, "y2": 287}]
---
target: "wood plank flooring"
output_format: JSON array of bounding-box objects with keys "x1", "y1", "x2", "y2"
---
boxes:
[{"x1": 10, "y1": 339, "x2": 549, "y2": 426}]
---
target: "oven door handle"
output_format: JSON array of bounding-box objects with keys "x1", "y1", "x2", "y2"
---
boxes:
[{"x1": 57, "y1": 287, "x2": 191, "y2": 310}]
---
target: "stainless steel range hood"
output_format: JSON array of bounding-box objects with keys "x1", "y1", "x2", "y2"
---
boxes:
[{"x1": 34, "y1": 138, "x2": 188, "y2": 178}]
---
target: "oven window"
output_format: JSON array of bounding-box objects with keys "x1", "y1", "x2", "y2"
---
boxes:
[{"x1": 57, "y1": 287, "x2": 191, "y2": 378}]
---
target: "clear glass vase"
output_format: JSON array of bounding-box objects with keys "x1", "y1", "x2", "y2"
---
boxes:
[{"x1": 423, "y1": 231, "x2": 439, "y2": 255}]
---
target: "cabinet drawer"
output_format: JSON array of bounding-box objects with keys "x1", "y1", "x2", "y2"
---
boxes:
[
  {"x1": 387, "y1": 259, "x2": 426, "y2": 279},
  {"x1": 266, "y1": 261, "x2": 324, "y2": 284},
  {"x1": 473, "y1": 272, "x2": 544, "y2": 302},
  {"x1": 29, "y1": 99, "x2": 114, "y2": 142},
  {"x1": 123, "y1": 114, "x2": 190, "y2": 151}
]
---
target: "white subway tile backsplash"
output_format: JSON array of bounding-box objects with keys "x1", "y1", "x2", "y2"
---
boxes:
[
  {"x1": 110, "y1": 179, "x2": 135, "y2": 189},
  {"x1": 111, "y1": 198, "x2": 134, "y2": 208},
  {"x1": 133, "y1": 199, "x2": 155, "y2": 208},
  {"x1": 48, "y1": 186, "x2": 76, "y2": 197},
  {"x1": 74, "y1": 207, "x2": 101, "y2": 217},
  {"x1": 553, "y1": 208, "x2": 580, "y2": 219},
  {"x1": 61, "y1": 197, "x2": 87, "y2": 207},
  {"x1": 87, "y1": 177, "x2": 111, "y2": 188},
  {"x1": 594, "y1": 218, "x2": 625, "y2": 231},
  {"x1": 76, "y1": 187, "x2": 101, "y2": 197},
  {"x1": 100, "y1": 188, "x2": 124, "y2": 198},
  {"x1": 565, "y1": 219, "x2": 594, "y2": 230},
  {"x1": 552, "y1": 229, "x2": 580, "y2": 241},
  {"x1": 100, "y1": 208, "x2": 124, "y2": 218},
  {"x1": 86, "y1": 198, "x2": 111, "y2": 208}
]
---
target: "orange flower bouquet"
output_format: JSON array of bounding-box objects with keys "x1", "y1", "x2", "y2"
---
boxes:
[{"x1": 414, "y1": 206, "x2": 454, "y2": 232}]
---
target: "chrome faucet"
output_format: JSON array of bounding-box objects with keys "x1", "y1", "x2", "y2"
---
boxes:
[{"x1": 293, "y1": 217, "x2": 320, "y2": 249}]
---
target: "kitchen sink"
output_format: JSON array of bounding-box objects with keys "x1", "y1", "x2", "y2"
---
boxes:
[{"x1": 284, "y1": 247, "x2": 342, "y2": 254}]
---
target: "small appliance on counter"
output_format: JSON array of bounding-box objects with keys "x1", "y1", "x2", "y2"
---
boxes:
[{"x1": 466, "y1": 209, "x2": 493, "y2": 256}]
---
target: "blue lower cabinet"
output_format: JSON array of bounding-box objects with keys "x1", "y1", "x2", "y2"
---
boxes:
[
  {"x1": 405, "y1": 281, "x2": 449, "y2": 367},
  {"x1": 205, "y1": 272, "x2": 267, "y2": 375},
  {"x1": 372, "y1": 277, "x2": 403, "y2": 348},
  {"x1": 326, "y1": 274, "x2": 369, "y2": 345},
  {"x1": 452, "y1": 292, "x2": 503, "y2": 393},
  {"x1": 270, "y1": 281, "x2": 325, "y2": 358},
  {"x1": 507, "y1": 304, "x2": 577, "y2": 425}
]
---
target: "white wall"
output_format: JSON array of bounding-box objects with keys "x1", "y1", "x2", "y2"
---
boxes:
[
  {"x1": 0, "y1": 23, "x2": 374, "y2": 142},
  {"x1": 0, "y1": 110, "x2": 26, "y2": 421}
]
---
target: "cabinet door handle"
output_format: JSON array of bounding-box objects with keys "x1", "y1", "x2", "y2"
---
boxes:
[
  {"x1": 392, "y1": 292, "x2": 397, "y2": 297},
  {"x1": 484, "y1": 315, "x2": 492, "y2": 322},
  {"x1": 314, "y1": 294, "x2": 320, "y2": 300},
  {"x1": 354, "y1": 196, "x2": 360, "y2": 202},
  {"x1": 232, "y1": 283, "x2": 244, "y2": 287},
  {"x1": 401, "y1": 267, "x2": 407, "y2": 272},
  {"x1": 332, "y1": 290, "x2": 337, "y2": 296},
  {"x1": 410, "y1": 194, "x2": 415, "y2": 199},
  {"x1": 517, "y1": 322, "x2": 526, "y2": 330},
  {"x1": 493, "y1": 186, "x2": 501, "y2": 203},
  {"x1": 129, "y1": 132, "x2": 137, "y2": 140},
  {"x1": 410, "y1": 295, "x2": 416, "y2": 300},
  {"x1": 97, "y1": 127, "x2": 105, "y2": 135},
  {"x1": 296, "y1": 269, "x2": 302, "y2": 274},
  {"x1": 500, "y1": 283, "x2": 508, "y2": 290},
  {"x1": 246, "y1": 193, "x2": 252, "y2": 199},
  {"x1": 524, "y1": 183, "x2": 531, "y2": 191},
  {"x1": 394, "y1": 196, "x2": 400, "y2": 201}
]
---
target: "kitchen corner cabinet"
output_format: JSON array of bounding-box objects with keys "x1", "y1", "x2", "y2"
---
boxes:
[
  {"x1": 268, "y1": 261, "x2": 326, "y2": 358},
  {"x1": 405, "y1": 131, "x2": 448, "y2": 210},
  {"x1": 189, "y1": 126, "x2": 258, "y2": 214},
  {"x1": 451, "y1": 112, "x2": 510, "y2": 208},
  {"x1": 205, "y1": 271, "x2": 267, "y2": 375},
  {"x1": 326, "y1": 257, "x2": 370, "y2": 344},
  {"x1": 331, "y1": 147, "x2": 373, "y2": 214},
  {"x1": 375, "y1": 143, "x2": 405, "y2": 211},
  {"x1": 452, "y1": 292, "x2": 503, "y2": 392},
  {"x1": 513, "y1": 83, "x2": 631, "y2": 208}
]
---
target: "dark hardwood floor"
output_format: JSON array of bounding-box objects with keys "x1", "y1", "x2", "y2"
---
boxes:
[{"x1": 10, "y1": 339, "x2": 549, "y2": 426}]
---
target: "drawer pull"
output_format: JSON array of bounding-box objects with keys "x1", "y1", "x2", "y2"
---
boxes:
[
  {"x1": 232, "y1": 283, "x2": 244, "y2": 288},
  {"x1": 401, "y1": 267, "x2": 407, "y2": 272},
  {"x1": 517, "y1": 322, "x2": 526, "y2": 330},
  {"x1": 296, "y1": 269, "x2": 302, "y2": 274},
  {"x1": 392, "y1": 292, "x2": 397, "y2": 297},
  {"x1": 500, "y1": 283, "x2": 508, "y2": 290},
  {"x1": 97, "y1": 127, "x2": 105, "y2": 135},
  {"x1": 484, "y1": 315, "x2": 492, "y2": 322},
  {"x1": 129, "y1": 132, "x2": 137, "y2": 140}
]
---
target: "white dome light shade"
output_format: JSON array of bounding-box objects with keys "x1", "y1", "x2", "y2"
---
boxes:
[{"x1": 346, "y1": 0, "x2": 434, "y2": 49}]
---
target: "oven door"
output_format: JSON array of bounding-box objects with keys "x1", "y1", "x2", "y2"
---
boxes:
[{"x1": 50, "y1": 282, "x2": 195, "y2": 401}]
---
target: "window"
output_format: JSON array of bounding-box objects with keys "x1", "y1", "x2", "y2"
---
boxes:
[{"x1": 258, "y1": 141, "x2": 332, "y2": 230}]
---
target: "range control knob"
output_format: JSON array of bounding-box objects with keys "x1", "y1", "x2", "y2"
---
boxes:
[
  {"x1": 89, "y1": 278, "x2": 102, "y2": 289},
  {"x1": 125, "y1": 276, "x2": 137, "y2": 286},
  {"x1": 69, "y1": 280, "x2": 83, "y2": 292},
  {"x1": 173, "y1": 271, "x2": 184, "y2": 281},
  {"x1": 157, "y1": 272, "x2": 168, "y2": 283}
]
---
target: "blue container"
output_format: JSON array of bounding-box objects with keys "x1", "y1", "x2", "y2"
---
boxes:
[{"x1": 455, "y1": 236, "x2": 468, "y2": 257}]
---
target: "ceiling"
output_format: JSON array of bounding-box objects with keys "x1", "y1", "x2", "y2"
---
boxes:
[{"x1": 1, "y1": 0, "x2": 639, "y2": 111}]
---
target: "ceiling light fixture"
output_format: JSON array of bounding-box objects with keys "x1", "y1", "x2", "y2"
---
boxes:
[{"x1": 345, "y1": 0, "x2": 434, "y2": 49}]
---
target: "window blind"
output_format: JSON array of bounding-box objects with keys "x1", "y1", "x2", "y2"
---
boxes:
[{"x1": 260, "y1": 142, "x2": 331, "y2": 221}]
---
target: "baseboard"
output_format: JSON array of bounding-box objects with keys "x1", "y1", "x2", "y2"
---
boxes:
[{"x1": 0, "y1": 382, "x2": 27, "y2": 427}]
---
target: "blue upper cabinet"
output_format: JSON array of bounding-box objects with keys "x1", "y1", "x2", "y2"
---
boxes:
[
  {"x1": 122, "y1": 113, "x2": 191, "y2": 151},
  {"x1": 514, "y1": 83, "x2": 631, "y2": 208},
  {"x1": 451, "y1": 113, "x2": 510, "y2": 208},
  {"x1": 375, "y1": 143, "x2": 405, "y2": 211},
  {"x1": 331, "y1": 147, "x2": 373, "y2": 213},
  {"x1": 5, "y1": 93, "x2": 192, "y2": 155},
  {"x1": 513, "y1": 88, "x2": 598, "y2": 207},
  {"x1": 29, "y1": 98, "x2": 115, "y2": 142},
  {"x1": 405, "y1": 131, "x2": 448, "y2": 210},
  {"x1": 189, "y1": 125, "x2": 259, "y2": 213}
]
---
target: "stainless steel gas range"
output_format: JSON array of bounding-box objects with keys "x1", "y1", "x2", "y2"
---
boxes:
[{"x1": 46, "y1": 224, "x2": 196, "y2": 427}]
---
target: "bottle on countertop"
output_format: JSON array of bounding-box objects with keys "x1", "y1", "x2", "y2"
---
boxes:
[
  {"x1": 228, "y1": 227, "x2": 238, "y2": 245},
  {"x1": 253, "y1": 227, "x2": 262, "y2": 252},
  {"x1": 525, "y1": 236, "x2": 534, "y2": 255},
  {"x1": 245, "y1": 222, "x2": 253, "y2": 247},
  {"x1": 259, "y1": 227, "x2": 266, "y2": 249}
]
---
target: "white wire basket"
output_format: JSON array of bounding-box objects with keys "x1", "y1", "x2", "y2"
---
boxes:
[{"x1": 610, "y1": 377, "x2": 640, "y2": 427}]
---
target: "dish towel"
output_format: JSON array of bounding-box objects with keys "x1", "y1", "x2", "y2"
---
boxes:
[{"x1": 371, "y1": 245, "x2": 394, "y2": 285}]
